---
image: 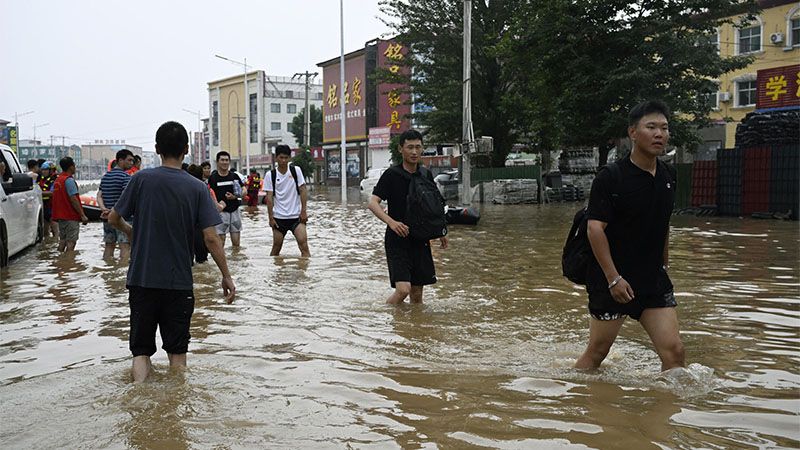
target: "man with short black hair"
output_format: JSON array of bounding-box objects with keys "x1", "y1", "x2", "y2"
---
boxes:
[
  {"x1": 109, "y1": 121, "x2": 235, "y2": 383},
  {"x1": 575, "y1": 100, "x2": 684, "y2": 372},
  {"x1": 200, "y1": 161, "x2": 211, "y2": 182},
  {"x1": 368, "y1": 129, "x2": 448, "y2": 305},
  {"x1": 208, "y1": 151, "x2": 244, "y2": 247},
  {"x1": 51, "y1": 157, "x2": 89, "y2": 252},
  {"x1": 265, "y1": 145, "x2": 310, "y2": 257},
  {"x1": 26, "y1": 159, "x2": 39, "y2": 181},
  {"x1": 98, "y1": 149, "x2": 135, "y2": 260}
]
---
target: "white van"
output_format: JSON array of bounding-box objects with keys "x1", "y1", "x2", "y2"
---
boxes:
[{"x1": 0, "y1": 143, "x2": 44, "y2": 267}]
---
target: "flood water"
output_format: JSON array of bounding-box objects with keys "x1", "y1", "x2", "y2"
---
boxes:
[{"x1": 1, "y1": 187, "x2": 798, "y2": 449}]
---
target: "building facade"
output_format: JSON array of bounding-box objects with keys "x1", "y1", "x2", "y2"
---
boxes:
[
  {"x1": 207, "y1": 72, "x2": 322, "y2": 172},
  {"x1": 701, "y1": 0, "x2": 800, "y2": 152},
  {"x1": 17, "y1": 141, "x2": 82, "y2": 171},
  {"x1": 78, "y1": 142, "x2": 143, "y2": 179}
]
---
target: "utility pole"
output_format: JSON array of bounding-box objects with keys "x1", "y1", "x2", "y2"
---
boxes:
[
  {"x1": 461, "y1": 0, "x2": 474, "y2": 206},
  {"x1": 33, "y1": 122, "x2": 50, "y2": 145},
  {"x1": 232, "y1": 115, "x2": 245, "y2": 171},
  {"x1": 339, "y1": 0, "x2": 347, "y2": 204},
  {"x1": 292, "y1": 71, "x2": 319, "y2": 148}
]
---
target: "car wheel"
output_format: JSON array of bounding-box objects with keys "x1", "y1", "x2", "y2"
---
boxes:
[
  {"x1": 0, "y1": 222, "x2": 8, "y2": 268},
  {"x1": 36, "y1": 211, "x2": 44, "y2": 243}
]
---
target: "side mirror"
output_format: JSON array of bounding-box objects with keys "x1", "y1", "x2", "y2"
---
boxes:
[{"x1": 3, "y1": 173, "x2": 34, "y2": 194}]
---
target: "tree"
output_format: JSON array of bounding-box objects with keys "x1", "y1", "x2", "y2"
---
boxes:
[
  {"x1": 503, "y1": 0, "x2": 758, "y2": 164},
  {"x1": 291, "y1": 148, "x2": 315, "y2": 179},
  {"x1": 289, "y1": 104, "x2": 323, "y2": 148},
  {"x1": 380, "y1": 0, "x2": 524, "y2": 167}
]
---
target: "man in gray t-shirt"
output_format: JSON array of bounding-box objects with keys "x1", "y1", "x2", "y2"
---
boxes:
[{"x1": 110, "y1": 121, "x2": 236, "y2": 383}]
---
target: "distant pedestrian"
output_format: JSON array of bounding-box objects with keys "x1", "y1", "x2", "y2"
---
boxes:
[
  {"x1": 51, "y1": 157, "x2": 89, "y2": 252},
  {"x1": 187, "y1": 163, "x2": 224, "y2": 263},
  {"x1": 37, "y1": 161, "x2": 58, "y2": 237},
  {"x1": 245, "y1": 168, "x2": 262, "y2": 207},
  {"x1": 265, "y1": 145, "x2": 310, "y2": 257},
  {"x1": 97, "y1": 149, "x2": 134, "y2": 260},
  {"x1": 26, "y1": 159, "x2": 39, "y2": 181},
  {"x1": 201, "y1": 161, "x2": 211, "y2": 182},
  {"x1": 575, "y1": 100, "x2": 684, "y2": 372},
  {"x1": 109, "y1": 121, "x2": 235, "y2": 383},
  {"x1": 208, "y1": 151, "x2": 243, "y2": 247},
  {"x1": 367, "y1": 129, "x2": 448, "y2": 305},
  {"x1": 126, "y1": 155, "x2": 141, "y2": 175}
]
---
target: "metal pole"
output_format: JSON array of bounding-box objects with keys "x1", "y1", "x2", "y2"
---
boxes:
[
  {"x1": 305, "y1": 74, "x2": 311, "y2": 147},
  {"x1": 461, "y1": 0, "x2": 473, "y2": 206},
  {"x1": 244, "y1": 57, "x2": 250, "y2": 175},
  {"x1": 339, "y1": 0, "x2": 347, "y2": 203}
]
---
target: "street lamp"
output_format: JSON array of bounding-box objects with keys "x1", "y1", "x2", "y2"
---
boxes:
[
  {"x1": 13, "y1": 110, "x2": 34, "y2": 127},
  {"x1": 339, "y1": 0, "x2": 347, "y2": 204},
  {"x1": 182, "y1": 108, "x2": 203, "y2": 163},
  {"x1": 33, "y1": 122, "x2": 50, "y2": 144},
  {"x1": 215, "y1": 54, "x2": 250, "y2": 175}
]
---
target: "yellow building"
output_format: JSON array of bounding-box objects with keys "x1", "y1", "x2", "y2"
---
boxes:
[
  {"x1": 702, "y1": 0, "x2": 800, "y2": 152},
  {"x1": 207, "y1": 71, "x2": 265, "y2": 171}
]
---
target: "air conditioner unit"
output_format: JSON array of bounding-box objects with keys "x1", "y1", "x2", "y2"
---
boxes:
[
  {"x1": 718, "y1": 91, "x2": 731, "y2": 102},
  {"x1": 770, "y1": 33, "x2": 784, "y2": 44}
]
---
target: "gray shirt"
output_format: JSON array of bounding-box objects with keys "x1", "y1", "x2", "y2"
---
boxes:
[{"x1": 114, "y1": 166, "x2": 222, "y2": 290}]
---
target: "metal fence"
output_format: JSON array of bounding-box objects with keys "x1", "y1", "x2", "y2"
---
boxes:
[{"x1": 471, "y1": 165, "x2": 541, "y2": 187}]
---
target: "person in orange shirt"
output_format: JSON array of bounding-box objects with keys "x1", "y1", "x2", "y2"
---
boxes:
[{"x1": 126, "y1": 154, "x2": 141, "y2": 175}]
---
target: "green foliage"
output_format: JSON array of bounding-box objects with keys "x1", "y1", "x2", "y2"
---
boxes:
[
  {"x1": 291, "y1": 147, "x2": 315, "y2": 178},
  {"x1": 381, "y1": 0, "x2": 758, "y2": 166},
  {"x1": 389, "y1": 135, "x2": 402, "y2": 165},
  {"x1": 289, "y1": 105, "x2": 323, "y2": 147}
]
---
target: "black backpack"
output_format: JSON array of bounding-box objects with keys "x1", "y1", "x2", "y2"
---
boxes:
[
  {"x1": 393, "y1": 165, "x2": 448, "y2": 241},
  {"x1": 561, "y1": 162, "x2": 622, "y2": 285},
  {"x1": 270, "y1": 164, "x2": 300, "y2": 198}
]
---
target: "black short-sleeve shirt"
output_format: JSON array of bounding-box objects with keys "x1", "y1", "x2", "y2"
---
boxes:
[
  {"x1": 208, "y1": 171, "x2": 242, "y2": 212},
  {"x1": 585, "y1": 155, "x2": 676, "y2": 296},
  {"x1": 372, "y1": 164, "x2": 434, "y2": 246}
]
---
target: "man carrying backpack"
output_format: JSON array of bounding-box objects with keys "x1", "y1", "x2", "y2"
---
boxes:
[
  {"x1": 368, "y1": 129, "x2": 448, "y2": 305},
  {"x1": 266, "y1": 145, "x2": 310, "y2": 257},
  {"x1": 575, "y1": 100, "x2": 684, "y2": 372}
]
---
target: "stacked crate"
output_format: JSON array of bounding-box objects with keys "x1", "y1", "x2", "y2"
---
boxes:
[
  {"x1": 717, "y1": 148, "x2": 744, "y2": 216},
  {"x1": 742, "y1": 147, "x2": 771, "y2": 215},
  {"x1": 691, "y1": 161, "x2": 717, "y2": 207},
  {"x1": 769, "y1": 145, "x2": 800, "y2": 220}
]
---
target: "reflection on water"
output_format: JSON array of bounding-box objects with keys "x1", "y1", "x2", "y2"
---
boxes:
[{"x1": 0, "y1": 188, "x2": 798, "y2": 448}]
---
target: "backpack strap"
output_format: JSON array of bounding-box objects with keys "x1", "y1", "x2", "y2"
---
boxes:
[
  {"x1": 271, "y1": 165, "x2": 302, "y2": 198},
  {"x1": 271, "y1": 169, "x2": 277, "y2": 196},
  {"x1": 289, "y1": 164, "x2": 300, "y2": 195}
]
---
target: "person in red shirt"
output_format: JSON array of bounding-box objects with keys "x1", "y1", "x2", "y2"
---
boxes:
[
  {"x1": 51, "y1": 157, "x2": 89, "y2": 252},
  {"x1": 37, "y1": 161, "x2": 59, "y2": 238},
  {"x1": 245, "y1": 169, "x2": 262, "y2": 207},
  {"x1": 126, "y1": 154, "x2": 141, "y2": 175}
]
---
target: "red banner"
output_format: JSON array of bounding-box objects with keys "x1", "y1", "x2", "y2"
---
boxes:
[
  {"x1": 321, "y1": 53, "x2": 367, "y2": 143},
  {"x1": 756, "y1": 64, "x2": 800, "y2": 110},
  {"x1": 377, "y1": 39, "x2": 411, "y2": 134}
]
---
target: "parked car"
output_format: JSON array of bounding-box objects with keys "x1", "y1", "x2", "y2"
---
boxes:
[
  {"x1": 434, "y1": 169, "x2": 460, "y2": 200},
  {"x1": 360, "y1": 167, "x2": 387, "y2": 195},
  {"x1": 0, "y1": 143, "x2": 44, "y2": 267}
]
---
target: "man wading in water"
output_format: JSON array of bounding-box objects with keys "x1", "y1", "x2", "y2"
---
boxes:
[
  {"x1": 367, "y1": 129, "x2": 448, "y2": 305},
  {"x1": 575, "y1": 100, "x2": 684, "y2": 372},
  {"x1": 109, "y1": 121, "x2": 235, "y2": 383}
]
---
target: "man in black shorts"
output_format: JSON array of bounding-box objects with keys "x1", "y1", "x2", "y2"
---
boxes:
[
  {"x1": 368, "y1": 129, "x2": 448, "y2": 305},
  {"x1": 109, "y1": 121, "x2": 235, "y2": 383},
  {"x1": 575, "y1": 100, "x2": 684, "y2": 372},
  {"x1": 265, "y1": 145, "x2": 310, "y2": 257}
]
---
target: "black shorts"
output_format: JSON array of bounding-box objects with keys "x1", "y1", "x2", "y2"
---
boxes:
[
  {"x1": 385, "y1": 238, "x2": 437, "y2": 288},
  {"x1": 588, "y1": 290, "x2": 677, "y2": 321},
  {"x1": 273, "y1": 217, "x2": 301, "y2": 236},
  {"x1": 128, "y1": 286, "x2": 195, "y2": 356}
]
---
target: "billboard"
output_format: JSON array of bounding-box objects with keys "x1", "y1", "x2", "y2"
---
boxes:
[
  {"x1": 322, "y1": 53, "x2": 367, "y2": 143},
  {"x1": 0, "y1": 126, "x2": 18, "y2": 154},
  {"x1": 376, "y1": 40, "x2": 411, "y2": 134},
  {"x1": 756, "y1": 64, "x2": 800, "y2": 110},
  {"x1": 369, "y1": 126, "x2": 391, "y2": 149}
]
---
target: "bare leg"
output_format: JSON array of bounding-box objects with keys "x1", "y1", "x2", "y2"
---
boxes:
[
  {"x1": 230, "y1": 232, "x2": 241, "y2": 247},
  {"x1": 270, "y1": 229, "x2": 285, "y2": 256},
  {"x1": 57, "y1": 240, "x2": 66, "y2": 252},
  {"x1": 119, "y1": 243, "x2": 130, "y2": 262},
  {"x1": 65, "y1": 241, "x2": 77, "y2": 252},
  {"x1": 640, "y1": 307, "x2": 685, "y2": 371},
  {"x1": 103, "y1": 243, "x2": 116, "y2": 259},
  {"x1": 575, "y1": 316, "x2": 626, "y2": 370},
  {"x1": 132, "y1": 355, "x2": 152, "y2": 383},
  {"x1": 409, "y1": 285, "x2": 423, "y2": 304},
  {"x1": 293, "y1": 224, "x2": 311, "y2": 257},
  {"x1": 218, "y1": 234, "x2": 226, "y2": 248},
  {"x1": 386, "y1": 281, "x2": 411, "y2": 305},
  {"x1": 167, "y1": 353, "x2": 187, "y2": 370},
  {"x1": 49, "y1": 221, "x2": 58, "y2": 237}
]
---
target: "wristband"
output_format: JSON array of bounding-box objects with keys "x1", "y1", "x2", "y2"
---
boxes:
[{"x1": 608, "y1": 275, "x2": 622, "y2": 290}]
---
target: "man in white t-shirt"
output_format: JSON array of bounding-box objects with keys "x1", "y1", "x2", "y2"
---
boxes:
[{"x1": 265, "y1": 145, "x2": 310, "y2": 257}]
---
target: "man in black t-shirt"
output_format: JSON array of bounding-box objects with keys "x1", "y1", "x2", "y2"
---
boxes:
[
  {"x1": 575, "y1": 100, "x2": 685, "y2": 372},
  {"x1": 208, "y1": 151, "x2": 244, "y2": 247},
  {"x1": 368, "y1": 129, "x2": 448, "y2": 305}
]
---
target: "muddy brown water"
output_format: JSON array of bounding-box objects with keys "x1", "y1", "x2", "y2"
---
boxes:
[{"x1": 0, "y1": 187, "x2": 798, "y2": 449}]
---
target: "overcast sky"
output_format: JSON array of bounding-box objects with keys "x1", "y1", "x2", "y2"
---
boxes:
[{"x1": 1, "y1": 0, "x2": 392, "y2": 150}]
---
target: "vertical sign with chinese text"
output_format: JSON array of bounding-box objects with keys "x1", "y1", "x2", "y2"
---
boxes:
[{"x1": 377, "y1": 40, "x2": 411, "y2": 134}]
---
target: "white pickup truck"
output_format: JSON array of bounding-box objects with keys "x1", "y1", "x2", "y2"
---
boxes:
[{"x1": 0, "y1": 143, "x2": 44, "y2": 267}]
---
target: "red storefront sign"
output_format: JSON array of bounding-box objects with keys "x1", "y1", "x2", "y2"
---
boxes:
[
  {"x1": 310, "y1": 146, "x2": 324, "y2": 161},
  {"x1": 756, "y1": 64, "x2": 800, "y2": 110},
  {"x1": 377, "y1": 39, "x2": 411, "y2": 134},
  {"x1": 369, "y1": 127, "x2": 391, "y2": 149},
  {"x1": 321, "y1": 53, "x2": 367, "y2": 143}
]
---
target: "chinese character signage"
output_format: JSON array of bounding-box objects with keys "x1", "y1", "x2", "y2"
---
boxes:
[
  {"x1": 377, "y1": 40, "x2": 411, "y2": 134},
  {"x1": 0, "y1": 126, "x2": 18, "y2": 154},
  {"x1": 322, "y1": 53, "x2": 367, "y2": 144},
  {"x1": 756, "y1": 64, "x2": 800, "y2": 110}
]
